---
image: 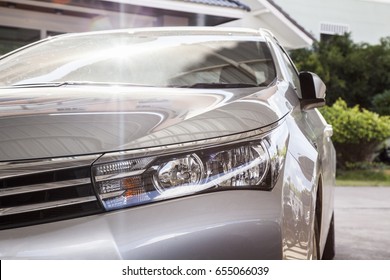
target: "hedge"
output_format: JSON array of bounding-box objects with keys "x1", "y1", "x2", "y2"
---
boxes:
[{"x1": 319, "y1": 99, "x2": 390, "y2": 167}]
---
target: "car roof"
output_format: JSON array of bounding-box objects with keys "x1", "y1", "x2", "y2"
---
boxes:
[{"x1": 54, "y1": 26, "x2": 272, "y2": 40}]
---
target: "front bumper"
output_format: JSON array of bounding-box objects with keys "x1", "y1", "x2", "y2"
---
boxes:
[{"x1": 0, "y1": 189, "x2": 282, "y2": 259}]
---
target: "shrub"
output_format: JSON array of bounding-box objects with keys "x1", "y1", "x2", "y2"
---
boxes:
[{"x1": 320, "y1": 99, "x2": 390, "y2": 167}]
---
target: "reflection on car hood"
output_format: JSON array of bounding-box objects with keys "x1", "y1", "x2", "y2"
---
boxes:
[{"x1": 0, "y1": 83, "x2": 291, "y2": 161}]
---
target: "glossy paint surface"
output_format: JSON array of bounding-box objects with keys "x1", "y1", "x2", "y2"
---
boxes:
[
  {"x1": 0, "y1": 190, "x2": 283, "y2": 259},
  {"x1": 0, "y1": 84, "x2": 290, "y2": 161},
  {"x1": 0, "y1": 27, "x2": 335, "y2": 259}
]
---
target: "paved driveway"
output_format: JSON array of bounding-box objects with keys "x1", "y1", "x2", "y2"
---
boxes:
[{"x1": 334, "y1": 186, "x2": 390, "y2": 259}]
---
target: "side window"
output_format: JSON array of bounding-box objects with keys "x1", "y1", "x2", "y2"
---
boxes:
[{"x1": 278, "y1": 45, "x2": 302, "y2": 97}]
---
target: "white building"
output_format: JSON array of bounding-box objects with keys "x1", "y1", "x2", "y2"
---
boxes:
[
  {"x1": 272, "y1": 0, "x2": 390, "y2": 44},
  {"x1": 0, "y1": 0, "x2": 313, "y2": 54}
]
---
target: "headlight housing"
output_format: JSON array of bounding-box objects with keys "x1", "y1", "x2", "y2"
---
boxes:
[{"x1": 92, "y1": 122, "x2": 288, "y2": 211}]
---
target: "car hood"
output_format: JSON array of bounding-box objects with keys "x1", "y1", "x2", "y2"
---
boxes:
[{"x1": 0, "y1": 83, "x2": 292, "y2": 161}]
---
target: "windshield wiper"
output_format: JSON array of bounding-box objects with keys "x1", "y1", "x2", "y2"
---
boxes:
[
  {"x1": 9, "y1": 81, "x2": 156, "y2": 88},
  {"x1": 10, "y1": 82, "x2": 68, "y2": 88}
]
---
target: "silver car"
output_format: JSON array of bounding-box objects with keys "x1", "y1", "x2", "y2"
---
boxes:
[{"x1": 0, "y1": 27, "x2": 335, "y2": 259}]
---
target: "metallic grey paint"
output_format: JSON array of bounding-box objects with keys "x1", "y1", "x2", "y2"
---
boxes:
[
  {"x1": 0, "y1": 190, "x2": 283, "y2": 259},
  {"x1": 0, "y1": 27, "x2": 335, "y2": 259},
  {"x1": 0, "y1": 85, "x2": 290, "y2": 161}
]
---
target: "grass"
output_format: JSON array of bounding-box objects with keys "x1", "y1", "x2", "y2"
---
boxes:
[
  {"x1": 336, "y1": 167, "x2": 390, "y2": 186},
  {"x1": 336, "y1": 179, "x2": 390, "y2": 186}
]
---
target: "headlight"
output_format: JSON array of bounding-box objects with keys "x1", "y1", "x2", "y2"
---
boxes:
[{"x1": 92, "y1": 123, "x2": 288, "y2": 211}]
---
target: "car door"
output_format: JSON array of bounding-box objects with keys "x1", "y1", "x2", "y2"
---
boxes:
[
  {"x1": 275, "y1": 40, "x2": 336, "y2": 251},
  {"x1": 268, "y1": 35, "x2": 336, "y2": 255}
]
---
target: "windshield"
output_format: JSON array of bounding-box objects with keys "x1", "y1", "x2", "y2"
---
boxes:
[{"x1": 0, "y1": 32, "x2": 276, "y2": 88}]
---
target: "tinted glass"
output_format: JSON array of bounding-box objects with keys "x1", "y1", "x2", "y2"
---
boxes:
[{"x1": 0, "y1": 32, "x2": 276, "y2": 88}]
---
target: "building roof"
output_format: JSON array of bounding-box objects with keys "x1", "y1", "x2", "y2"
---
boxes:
[
  {"x1": 0, "y1": 0, "x2": 313, "y2": 51},
  {"x1": 220, "y1": 0, "x2": 315, "y2": 49},
  {"x1": 266, "y1": 0, "x2": 315, "y2": 43},
  {"x1": 180, "y1": 0, "x2": 251, "y2": 11}
]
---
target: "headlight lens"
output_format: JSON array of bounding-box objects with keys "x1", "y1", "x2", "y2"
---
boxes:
[
  {"x1": 205, "y1": 145, "x2": 268, "y2": 187},
  {"x1": 153, "y1": 154, "x2": 204, "y2": 192},
  {"x1": 92, "y1": 124, "x2": 288, "y2": 211}
]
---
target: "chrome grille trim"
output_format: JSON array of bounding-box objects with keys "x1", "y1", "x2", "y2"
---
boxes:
[
  {"x1": 0, "y1": 154, "x2": 100, "y2": 180},
  {"x1": 0, "y1": 196, "x2": 97, "y2": 217},
  {"x1": 0, "y1": 154, "x2": 103, "y2": 229},
  {"x1": 0, "y1": 178, "x2": 92, "y2": 197}
]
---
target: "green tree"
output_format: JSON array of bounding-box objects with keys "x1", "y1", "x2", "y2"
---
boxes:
[
  {"x1": 372, "y1": 90, "x2": 390, "y2": 115},
  {"x1": 290, "y1": 35, "x2": 390, "y2": 112}
]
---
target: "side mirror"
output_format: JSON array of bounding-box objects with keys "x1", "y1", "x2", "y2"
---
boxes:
[{"x1": 299, "y1": 71, "x2": 326, "y2": 110}]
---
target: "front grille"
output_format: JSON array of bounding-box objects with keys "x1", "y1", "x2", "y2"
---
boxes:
[{"x1": 0, "y1": 156, "x2": 104, "y2": 230}]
